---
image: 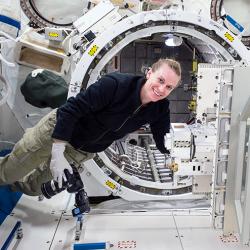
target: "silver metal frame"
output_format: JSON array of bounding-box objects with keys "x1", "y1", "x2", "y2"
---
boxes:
[
  {"x1": 233, "y1": 98, "x2": 250, "y2": 244},
  {"x1": 224, "y1": 66, "x2": 250, "y2": 245}
]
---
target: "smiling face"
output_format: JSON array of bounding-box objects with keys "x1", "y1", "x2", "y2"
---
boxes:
[{"x1": 140, "y1": 63, "x2": 181, "y2": 104}]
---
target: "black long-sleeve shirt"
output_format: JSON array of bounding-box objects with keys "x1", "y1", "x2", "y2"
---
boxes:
[{"x1": 52, "y1": 72, "x2": 170, "y2": 153}]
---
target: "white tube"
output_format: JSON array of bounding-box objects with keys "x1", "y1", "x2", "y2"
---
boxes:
[
  {"x1": 0, "y1": 53, "x2": 15, "y2": 67},
  {"x1": 0, "y1": 74, "x2": 11, "y2": 107}
]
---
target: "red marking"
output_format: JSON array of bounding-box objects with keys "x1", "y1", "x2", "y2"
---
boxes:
[
  {"x1": 117, "y1": 240, "x2": 137, "y2": 248},
  {"x1": 219, "y1": 234, "x2": 239, "y2": 243}
]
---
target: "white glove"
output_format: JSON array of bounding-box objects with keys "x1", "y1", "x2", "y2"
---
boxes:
[
  {"x1": 164, "y1": 153, "x2": 171, "y2": 168},
  {"x1": 50, "y1": 142, "x2": 73, "y2": 188}
]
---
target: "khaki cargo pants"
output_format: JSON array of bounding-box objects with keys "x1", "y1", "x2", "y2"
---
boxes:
[{"x1": 0, "y1": 109, "x2": 94, "y2": 196}]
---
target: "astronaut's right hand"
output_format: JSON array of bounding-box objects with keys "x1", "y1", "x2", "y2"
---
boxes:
[{"x1": 50, "y1": 142, "x2": 73, "y2": 188}]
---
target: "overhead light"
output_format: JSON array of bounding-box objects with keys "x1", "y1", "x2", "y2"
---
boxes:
[{"x1": 164, "y1": 34, "x2": 183, "y2": 46}]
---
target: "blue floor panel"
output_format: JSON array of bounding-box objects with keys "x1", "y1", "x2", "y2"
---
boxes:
[{"x1": 0, "y1": 185, "x2": 22, "y2": 225}]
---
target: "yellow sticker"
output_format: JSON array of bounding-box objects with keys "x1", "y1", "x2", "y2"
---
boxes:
[
  {"x1": 224, "y1": 32, "x2": 234, "y2": 42},
  {"x1": 88, "y1": 45, "x2": 99, "y2": 56},
  {"x1": 48, "y1": 32, "x2": 59, "y2": 38},
  {"x1": 105, "y1": 180, "x2": 116, "y2": 190}
]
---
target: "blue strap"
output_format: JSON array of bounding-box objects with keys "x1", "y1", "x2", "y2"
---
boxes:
[
  {"x1": 0, "y1": 15, "x2": 21, "y2": 30},
  {"x1": 225, "y1": 15, "x2": 244, "y2": 33},
  {"x1": 1, "y1": 221, "x2": 21, "y2": 250}
]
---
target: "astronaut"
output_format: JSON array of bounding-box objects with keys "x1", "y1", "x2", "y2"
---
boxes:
[{"x1": 0, "y1": 58, "x2": 181, "y2": 196}]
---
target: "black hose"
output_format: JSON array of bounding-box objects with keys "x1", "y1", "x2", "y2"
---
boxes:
[{"x1": 190, "y1": 133, "x2": 196, "y2": 160}]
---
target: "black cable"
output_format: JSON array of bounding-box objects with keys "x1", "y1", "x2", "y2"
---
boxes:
[{"x1": 191, "y1": 134, "x2": 196, "y2": 159}]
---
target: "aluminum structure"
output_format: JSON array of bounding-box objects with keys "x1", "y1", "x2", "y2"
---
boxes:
[
  {"x1": 4, "y1": 0, "x2": 250, "y2": 246},
  {"x1": 38, "y1": 1, "x2": 249, "y2": 244}
]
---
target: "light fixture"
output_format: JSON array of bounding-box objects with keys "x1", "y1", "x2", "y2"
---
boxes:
[{"x1": 164, "y1": 34, "x2": 183, "y2": 46}]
